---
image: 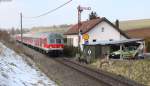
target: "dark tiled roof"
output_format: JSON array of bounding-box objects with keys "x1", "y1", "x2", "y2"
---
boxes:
[
  {"x1": 64, "y1": 18, "x2": 103, "y2": 35},
  {"x1": 64, "y1": 17, "x2": 129, "y2": 38}
]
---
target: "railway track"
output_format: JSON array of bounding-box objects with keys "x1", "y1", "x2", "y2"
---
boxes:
[{"x1": 55, "y1": 58, "x2": 144, "y2": 86}]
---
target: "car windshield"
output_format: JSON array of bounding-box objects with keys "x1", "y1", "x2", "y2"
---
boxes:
[{"x1": 127, "y1": 46, "x2": 136, "y2": 51}]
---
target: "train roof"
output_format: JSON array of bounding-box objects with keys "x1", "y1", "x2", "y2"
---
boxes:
[{"x1": 16, "y1": 32, "x2": 63, "y2": 39}]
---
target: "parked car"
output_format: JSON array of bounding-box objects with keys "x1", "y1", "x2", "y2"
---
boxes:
[{"x1": 109, "y1": 46, "x2": 139, "y2": 59}]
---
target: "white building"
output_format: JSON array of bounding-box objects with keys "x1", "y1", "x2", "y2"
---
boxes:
[{"x1": 64, "y1": 17, "x2": 129, "y2": 48}]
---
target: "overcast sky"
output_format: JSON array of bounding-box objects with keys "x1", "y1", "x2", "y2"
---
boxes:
[{"x1": 0, "y1": 0, "x2": 150, "y2": 29}]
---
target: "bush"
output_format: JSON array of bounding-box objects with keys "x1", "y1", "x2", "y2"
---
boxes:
[
  {"x1": 0, "y1": 30, "x2": 11, "y2": 42},
  {"x1": 0, "y1": 30, "x2": 25, "y2": 54},
  {"x1": 63, "y1": 46, "x2": 78, "y2": 57}
]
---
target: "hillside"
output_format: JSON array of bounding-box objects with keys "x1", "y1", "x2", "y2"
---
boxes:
[
  {"x1": 0, "y1": 42, "x2": 57, "y2": 86},
  {"x1": 29, "y1": 18, "x2": 150, "y2": 34},
  {"x1": 125, "y1": 27, "x2": 150, "y2": 38},
  {"x1": 119, "y1": 19, "x2": 150, "y2": 31}
]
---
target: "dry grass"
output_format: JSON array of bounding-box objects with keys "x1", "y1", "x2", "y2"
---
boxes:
[
  {"x1": 125, "y1": 28, "x2": 150, "y2": 39},
  {"x1": 0, "y1": 46, "x2": 3, "y2": 54},
  {"x1": 91, "y1": 59, "x2": 150, "y2": 86},
  {"x1": 118, "y1": 19, "x2": 150, "y2": 31}
]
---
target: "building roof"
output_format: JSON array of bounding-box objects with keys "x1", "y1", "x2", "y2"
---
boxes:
[
  {"x1": 17, "y1": 32, "x2": 63, "y2": 39},
  {"x1": 64, "y1": 17, "x2": 129, "y2": 38}
]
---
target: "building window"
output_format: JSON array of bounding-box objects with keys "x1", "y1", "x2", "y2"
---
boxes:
[
  {"x1": 109, "y1": 39, "x2": 113, "y2": 41},
  {"x1": 93, "y1": 39, "x2": 96, "y2": 42},
  {"x1": 101, "y1": 27, "x2": 104, "y2": 32}
]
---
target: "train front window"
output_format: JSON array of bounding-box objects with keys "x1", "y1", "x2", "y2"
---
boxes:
[
  {"x1": 56, "y1": 39, "x2": 61, "y2": 44},
  {"x1": 50, "y1": 39, "x2": 55, "y2": 43}
]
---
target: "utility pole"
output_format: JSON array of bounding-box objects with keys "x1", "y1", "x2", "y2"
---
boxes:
[
  {"x1": 20, "y1": 13, "x2": 23, "y2": 45},
  {"x1": 77, "y1": 5, "x2": 91, "y2": 56}
]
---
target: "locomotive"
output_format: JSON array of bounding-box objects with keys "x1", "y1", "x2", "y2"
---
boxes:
[{"x1": 15, "y1": 32, "x2": 64, "y2": 55}]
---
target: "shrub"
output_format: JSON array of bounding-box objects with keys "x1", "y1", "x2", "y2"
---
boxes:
[
  {"x1": 63, "y1": 46, "x2": 78, "y2": 57},
  {"x1": 0, "y1": 30, "x2": 10, "y2": 42},
  {"x1": 0, "y1": 30, "x2": 25, "y2": 54}
]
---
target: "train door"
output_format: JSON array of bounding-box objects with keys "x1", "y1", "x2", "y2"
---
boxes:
[{"x1": 42, "y1": 38, "x2": 47, "y2": 48}]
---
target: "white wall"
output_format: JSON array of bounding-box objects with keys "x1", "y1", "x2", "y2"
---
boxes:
[
  {"x1": 67, "y1": 35, "x2": 78, "y2": 47},
  {"x1": 120, "y1": 35, "x2": 127, "y2": 40},
  {"x1": 85, "y1": 21, "x2": 127, "y2": 44}
]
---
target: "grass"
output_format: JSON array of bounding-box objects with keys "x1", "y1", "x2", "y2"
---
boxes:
[{"x1": 91, "y1": 59, "x2": 150, "y2": 86}]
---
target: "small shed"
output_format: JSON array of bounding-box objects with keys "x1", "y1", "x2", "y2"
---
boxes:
[
  {"x1": 82, "y1": 41, "x2": 111, "y2": 63},
  {"x1": 82, "y1": 39, "x2": 145, "y2": 63}
]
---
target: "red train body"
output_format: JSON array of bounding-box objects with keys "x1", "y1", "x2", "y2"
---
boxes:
[{"x1": 15, "y1": 32, "x2": 64, "y2": 54}]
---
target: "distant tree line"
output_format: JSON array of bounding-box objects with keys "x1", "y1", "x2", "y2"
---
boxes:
[
  {"x1": 8, "y1": 27, "x2": 30, "y2": 35},
  {"x1": 30, "y1": 24, "x2": 71, "y2": 33}
]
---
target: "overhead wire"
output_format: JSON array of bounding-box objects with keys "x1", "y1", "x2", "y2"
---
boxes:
[{"x1": 22, "y1": 0, "x2": 72, "y2": 19}]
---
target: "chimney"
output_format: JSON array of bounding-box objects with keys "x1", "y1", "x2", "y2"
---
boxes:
[{"x1": 115, "y1": 19, "x2": 119, "y2": 28}]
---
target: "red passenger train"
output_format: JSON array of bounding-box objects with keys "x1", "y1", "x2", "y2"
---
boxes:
[{"x1": 15, "y1": 32, "x2": 64, "y2": 55}]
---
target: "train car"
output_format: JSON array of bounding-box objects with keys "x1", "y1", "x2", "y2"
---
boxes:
[{"x1": 15, "y1": 32, "x2": 64, "y2": 55}]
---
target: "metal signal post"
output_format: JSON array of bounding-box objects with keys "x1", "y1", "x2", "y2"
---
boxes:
[{"x1": 77, "y1": 5, "x2": 91, "y2": 56}]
